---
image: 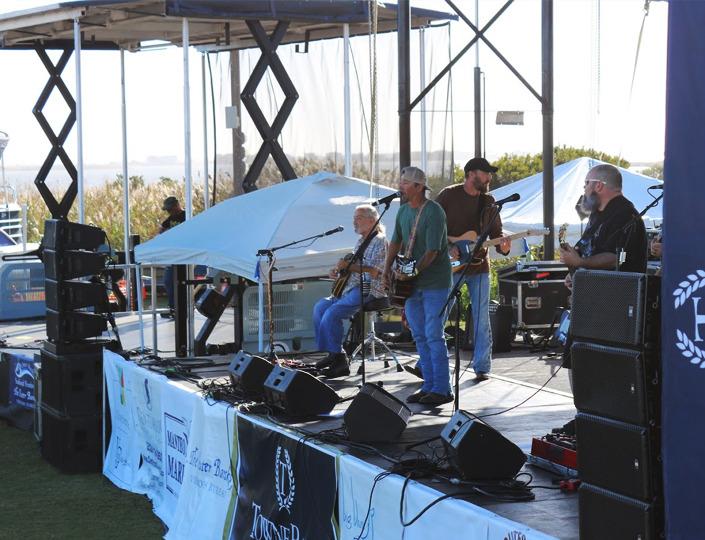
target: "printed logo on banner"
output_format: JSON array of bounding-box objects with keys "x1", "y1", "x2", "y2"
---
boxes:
[
  {"x1": 119, "y1": 367, "x2": 126, "y2": 405},
  {"x1": 673, "y1": 269, "x2": 705, "y2": 369},
  {"x1": 164, "y1": 412, "x2": 189, "y2": 496},
  {"x1": 144, "y1": 378, "x2": 153, "y2": 410},
  {"x1": 9, "y1": 355, "x2": 35, "y2": 409},
  {"x1": 274, "y1": 446, "x2": 296, "y2": 512},
  {"x1": 503, "y1": 531, "x2": 527, "y2": 540}
]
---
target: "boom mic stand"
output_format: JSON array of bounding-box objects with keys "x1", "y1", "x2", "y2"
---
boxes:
[
  {"x1": 340, "y1": 201, "x2": 393, "y2": 385},
  {"x1": 440, "y1": 202, "x2": 504, "y2": 412},
  {"x1": 256, "y1": 226, "x2": 344, "y2": 364}
]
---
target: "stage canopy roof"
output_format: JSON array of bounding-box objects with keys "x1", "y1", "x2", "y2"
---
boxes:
[{"x1": 0, "y1": 0, "x2": 456, "y2": 51}]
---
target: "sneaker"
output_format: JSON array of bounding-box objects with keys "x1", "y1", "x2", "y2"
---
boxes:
[
  {"x1": 403, "y1": 363, "x2": 423, "y2": 379},
  {"x1": 419, "y1": 392, "x2": 454, "y2": 406},
  {"x1": 405, "y1": 390, "x2": 428, "y2": 404},
  {"x1": 474, "y1": 372, "x2": 489, "y2": 382},
  {"x1": 160, "y1": 310, "x2": 174, "y2": 319}
]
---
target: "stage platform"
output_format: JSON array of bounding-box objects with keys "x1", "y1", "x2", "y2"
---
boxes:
[{"x1": 2, "y1": 312, "x2": 578, "y2": 539}]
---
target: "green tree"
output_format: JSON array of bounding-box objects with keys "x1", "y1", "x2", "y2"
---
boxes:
[
  {"x1": 452, "y1": 146, "x2": 631, "y2": 188},
  {"x1": 641, "y1": 163, "x2": 663, "y2": 180}
]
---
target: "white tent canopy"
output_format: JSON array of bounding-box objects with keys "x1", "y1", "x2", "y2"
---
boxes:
[
  {"x1": 134, "y1": 172, "x2": 399, "y2": 282},
  {"x1": 490, "y1": 157, "x2": 663, "y2": 248}
]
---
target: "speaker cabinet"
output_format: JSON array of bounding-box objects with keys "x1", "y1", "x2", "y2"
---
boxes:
[
  {"x1": 344, "y1": 383, "x2": 412, "y2": 442},
  {"x1": 39, "y1": 403, "x2": 102, "y2": 474},
  {"x1": 441, "y1": 410, "x2": 526, "y2": 480},
  {"x1": 263, "y1": 366, "x2": 339, "y2": 416},
  {"x1": 196, "y1": 288, "x2": 229, "y2": 319},
  {"x1": 572, "y1": 341, "x2": 659, "y2": 426},
  {"x1": 46, "y1": 309, "x2": 107, "y2": 342},
  {"x1": 228, "y1": 351, "x2": 272, "y2": 395},
  {"x1": 576, "y1": 412, "x2": 659, "y2": 501},
  {"x1": 579, "y1": 482, "x2": 661, "y2": 540},
  {"x1": 463, "y1": 303, "x2": 514, "y2": 353},
  {"x1": 571, "y1": 271, "x2": 660, "y2": 348},
  {"x1": 39, "y1": 346, "x2": 102, "y2": 416}
]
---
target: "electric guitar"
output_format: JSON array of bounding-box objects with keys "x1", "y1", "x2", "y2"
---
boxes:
[{"x1": 448, "y1": 228, "x2": 549, "y2": 273}]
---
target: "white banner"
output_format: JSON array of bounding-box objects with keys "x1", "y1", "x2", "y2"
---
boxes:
[
  {"x1": 165, "y1": 395, "x2": 238, "y2": 540},
  {"x1": 103, "y1": 350, "x2": 141, "y2": 491},
  {"x1": 338, "y1": 455, "x2": 556, "y2": 540}
]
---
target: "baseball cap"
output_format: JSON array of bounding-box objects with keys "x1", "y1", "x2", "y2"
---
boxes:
[
  {"x1": 162, "y1": 196, "x2": 179, "y2": 211},
  {"x1": 464, "y1": 157, "x2": 499, "y2": 175},
  {"x1": 400, "y1": 166, "x2": 430, "y2": 189}
]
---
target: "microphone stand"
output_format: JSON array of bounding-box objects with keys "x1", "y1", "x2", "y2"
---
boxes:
[
  {"x1": 342, "y1": 201, "x2": 393, "y2": 385},
  {"x1": 256, "y1": 227, "x2": 344, "y2": 364},
  {"x1": 440, "y1": 202, "x2": 504, "y2": 412}
]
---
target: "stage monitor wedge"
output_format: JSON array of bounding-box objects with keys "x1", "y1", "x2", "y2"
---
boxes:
[
  {"x1": 344, "y1": 383, "x2": 411, "y2": 442},
  {"x1": 228, "y1": 351, "x2": 272, "y2": 396},
  {"x1": 441, "y1": 410, "x2": 526, "y2": 480},
  {"x1": 263, "y1": 366, "x2": 339, "y2": 417}
]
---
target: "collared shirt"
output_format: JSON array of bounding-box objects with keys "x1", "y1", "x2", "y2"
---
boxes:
[{"x1": 344, "y1": 233, "x2": 388, "y2": 298}]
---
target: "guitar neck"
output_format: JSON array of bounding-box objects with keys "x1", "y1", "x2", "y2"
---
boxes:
[{"x1": 480, "y1": 229, "x2": 547, "y2": 249}]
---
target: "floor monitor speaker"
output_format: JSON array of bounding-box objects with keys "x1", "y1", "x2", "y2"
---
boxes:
[
  {"x1": 228, "y1": 351, "x2": 272, "y2": 395},
  {"x1": 441, "y1": 410, "x2": 526, "y2": 480},
  {"x1": 263, "y1": 366, "x2": 339, "y2": 416},
  {"x1": 344, "y1": 383, "x2": 411, "y2": 442}
]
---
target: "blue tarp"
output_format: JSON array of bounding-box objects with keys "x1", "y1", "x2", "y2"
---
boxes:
[{"x1": 662, "y1": 1, "x2": 705, "y2": 537}]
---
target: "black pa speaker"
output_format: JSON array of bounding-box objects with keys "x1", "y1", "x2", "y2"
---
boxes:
[
  {"x1": 46, "y1": 309, "x2": 107, "y2": 342},
  {"x1": 45, "y1": 279, "x2": 107, "y2": 312},
  {"x1": 572, "y1": 341, "x2": 659, "y2": 425},
  {"x1": 196, "y1": 288, "x2": 229, "y2": 319},
  {"x1": 43, "y1": 219, "x2": 106, "y2": 251},
  {"x1": 463, "y1": 302, "x2": 514, "y2": 352},
  {"x1": 43, "y1": 249, "x2": 107, "y2": 281},
  {"x1": 39, "y1": 403, "x2": 102, "y2": 473},
  {"x1": 263, "y1": 366, "x2": 339, "y2": 416},
  {"x1": 39, "y1": 346, "x2": 102, "y2": 416},
  {"x1": 576, "y1": 412, "x2": 659, "y2": 501},
  {"x1": 579, "y1": 482, "x2": 661, "y2": 540},
  {"x1": 344, "y1": 383, "x2": 412, "y2": 442},
  {"x1": 441, "y1": 410, "x2": 526, "y2": 480},
  {"x1": 571, "y1": 270, "x2": 660, "y2": 348},
  {"x1": 228, "y1": 351, "x2": 272, "y2": 395}
]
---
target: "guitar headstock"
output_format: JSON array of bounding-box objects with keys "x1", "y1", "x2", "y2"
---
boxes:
[{"x1": 558, "y1": 223, "x2": 569, "y2": 247}]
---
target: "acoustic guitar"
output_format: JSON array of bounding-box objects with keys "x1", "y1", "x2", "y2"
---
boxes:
[
  {"x1": 448, "y1": 228, "x2": 549, "y2": 273},
  {"x1": 389, "y1": 255, "x2": 417, "y2": 308},
  {"x1": 331, "y1": 253, "x2": 354, "y2": 298}
]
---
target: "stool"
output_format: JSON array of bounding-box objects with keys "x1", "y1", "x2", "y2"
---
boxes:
[{"x1": 350, "y1": 297, "x2": 403, "y2": 373}]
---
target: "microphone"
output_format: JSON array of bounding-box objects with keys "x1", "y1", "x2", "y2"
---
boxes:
[
  {"x1": 494, "y1": 193, "x2": 521, "y2": 206},
  {"x1": 371, "y1": 191, "x2": 401, "y2": 207},
  {"x1": 324, "y1": 226, "x2": 344, "y2": 236},
  {"x1": 648, "y1": 184, "x2": 664, "y2": 190}
]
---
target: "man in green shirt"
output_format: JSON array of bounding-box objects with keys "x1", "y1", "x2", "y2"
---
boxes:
[{"x1": 383, "y1": 166, "x2": 453, "y2": 406}]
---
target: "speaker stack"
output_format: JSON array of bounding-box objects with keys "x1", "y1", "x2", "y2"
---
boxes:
[
  {"x1": 570, "y1": 270, "x2": 663, "y2": 540},
  {"x1": 38, "y1": 220, "x2": 114, "y2": 473}
]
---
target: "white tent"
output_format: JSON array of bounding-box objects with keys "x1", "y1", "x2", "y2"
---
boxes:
[
  {"x1": 134, "y1": 171, "x2": 399, "y2": 282},
  {"x1": 490, "y1": 157, "x2": 663, "y2": 248}
]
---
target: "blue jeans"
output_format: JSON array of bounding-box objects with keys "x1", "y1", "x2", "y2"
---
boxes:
[
  {"x1": 404, "y1": 287, "x2": 451, "y2": 395},
  {"x1": 164, "y1": 265, "x2": 208, "y2": 311},
  {"x1": 455, "y1": 272, "x2": 492, "y2": 374},
  {"x1": 313, "y1": 288, "x2": 364, "y2": 353}
]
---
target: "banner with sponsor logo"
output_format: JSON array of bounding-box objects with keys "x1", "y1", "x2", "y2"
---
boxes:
[
  {"x1": 103, "y1": 350, "x2": 141, "y2": 491},
  {"x1": 166, "y1": 400, "x2": 239, "y2": 540},
  {"x1": 338, "y1": 455, "x2": 553, "y2": 540},
  {"x1": 231, "y1": 416, "x2": 338, "y2": 540},
  {"x1": 663, "y1": 3, "x2": 705, "y2": 536},
  {"x1": 0, "y1": 352, "x2": 35, "y2": 430}
]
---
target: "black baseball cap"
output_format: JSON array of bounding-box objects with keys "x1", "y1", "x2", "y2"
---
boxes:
[
  {"x1": 162, "y1": 196, "x2": 179, "y2": 211},
  {"x1": 464, "y1": 157, "x2": 498, "y2": 175}
]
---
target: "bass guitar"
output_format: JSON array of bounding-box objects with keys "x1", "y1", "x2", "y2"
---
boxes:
[{"x1": 449, "y1": 228, "x2": 549, "y2": 273}]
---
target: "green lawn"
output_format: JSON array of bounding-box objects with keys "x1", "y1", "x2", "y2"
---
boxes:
[{"x1": 0, "y1": 420, "x2": 163, "y2": 540}]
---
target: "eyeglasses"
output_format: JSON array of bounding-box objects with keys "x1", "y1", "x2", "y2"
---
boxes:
[{"x1": 584, "y1": 179, "x2": 606, "y2": 187}]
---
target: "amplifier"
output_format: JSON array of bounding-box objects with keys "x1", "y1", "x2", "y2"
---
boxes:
[
  {"x1": 571, "y1": 271, "x2": 660, "y2": 348},
  {"x1": 463, "y1": 302, "x2": 514, "y2": 352},
  {"x1": 572, "y1": 341, "x2": 660, "y2": 426},
  {"x1": 576, "y1": 412, "x2": 660, "y2": 501},
  {"x1": 498, "y1": 260, "x2": 570, "y2": 329}
]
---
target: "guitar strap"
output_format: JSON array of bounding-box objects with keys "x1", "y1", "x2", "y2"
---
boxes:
[{"x1": 404, "y1": 200, "x2": 428, "y2": 259}]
